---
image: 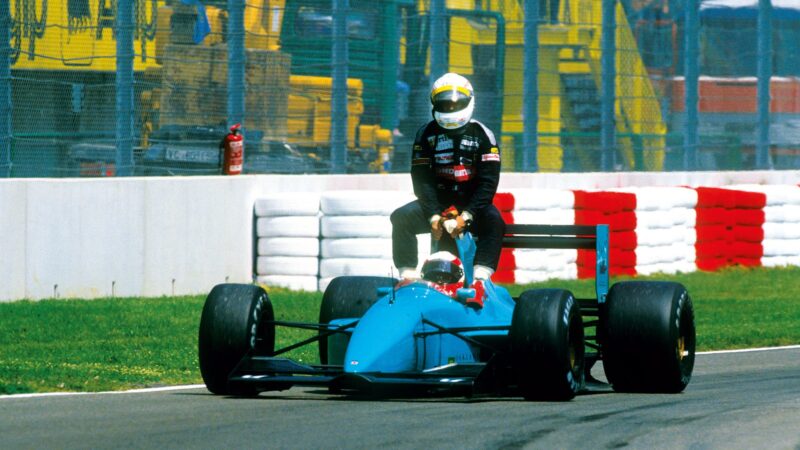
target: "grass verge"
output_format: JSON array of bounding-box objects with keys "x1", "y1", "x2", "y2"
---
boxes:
[{"x1": 1, "y1": 266, "x2": 798, "y2": 394}]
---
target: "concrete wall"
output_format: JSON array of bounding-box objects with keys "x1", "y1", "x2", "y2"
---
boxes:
[{"x1": 1, "y1": 171, "x2": 798, "y2": 301}]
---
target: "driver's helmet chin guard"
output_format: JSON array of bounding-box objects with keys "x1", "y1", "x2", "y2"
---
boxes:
[
  {"x1": 420, "y1": 251, "x2": 465, "y2": 285},
  {"x1": 430, "y1": 72, "x2": 474, "y2": 130}
]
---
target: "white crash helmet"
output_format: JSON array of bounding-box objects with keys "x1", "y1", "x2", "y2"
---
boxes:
[
  {"x1": 430, "y1": 72, "x2": 474, "y2": 130},
  {"x1": 420, "y1": 251, "x2": 465, "y2": 285}
]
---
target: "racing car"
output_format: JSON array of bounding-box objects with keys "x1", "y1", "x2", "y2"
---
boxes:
[{"x1": 198, "y1": 224, "x2": 696, "y2": 400}]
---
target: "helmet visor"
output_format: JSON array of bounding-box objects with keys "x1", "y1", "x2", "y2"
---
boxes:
[
  {"x1": 421, "y1": 259, "x2": 463, "y2": 284},
  {"x1": 431, "y1": 87, "x2": 472, "y2": 113}
]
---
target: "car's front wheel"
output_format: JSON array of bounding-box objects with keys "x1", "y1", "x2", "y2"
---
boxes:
[
  {"x1": 318, "y1": 276, "x2": 395, "y2": 365},
  {"x1": 198, "y1": 283, "x2": 275, "y2": 396}
]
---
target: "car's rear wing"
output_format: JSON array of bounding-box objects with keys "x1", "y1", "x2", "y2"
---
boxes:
[{"x1": 502, "y1": 224, "x2": 609, "y2": 304}]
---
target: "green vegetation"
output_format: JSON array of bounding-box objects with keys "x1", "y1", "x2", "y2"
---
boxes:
[{"x1": 1, "y1": 266, "x2": 799, "y2": 394}]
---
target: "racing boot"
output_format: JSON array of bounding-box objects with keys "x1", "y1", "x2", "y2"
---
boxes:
[
  {"x1": 466, "y1": 279, "x2": 485, "y2": 309},
  {"x1": 395, "y1": 267, "x2": 420, "y2": 288},
  {"x1": 466, "y1": 265, "x2": 494, "y2": 309}
]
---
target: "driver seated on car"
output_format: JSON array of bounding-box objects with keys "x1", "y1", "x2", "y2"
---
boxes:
[
  {"x1": 409, "y1": 251, "x2": 485, "y2": 309},
  {"x1": 390, "y1": 72, "x2": 504, "y2": 309}
]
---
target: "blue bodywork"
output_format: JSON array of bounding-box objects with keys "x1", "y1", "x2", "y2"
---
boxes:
[
  {"x1": 228, "y1": 225, "x2": 610, "y2": 396},
  {"x1": 335, "y1": 276, "x2": 515, "y2": 375}
]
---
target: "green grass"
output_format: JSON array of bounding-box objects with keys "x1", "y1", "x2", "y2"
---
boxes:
[{"x1": 1, "y1": 266, "x2": 799, "y2": 394}]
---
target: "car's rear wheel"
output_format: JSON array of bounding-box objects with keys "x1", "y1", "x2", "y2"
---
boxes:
[
  {"x1": 510, "y1": 289, "x2": 585, "y2": 401},
  {"x1": 198, "y1": 283, "x2": 275, "y2": 396},
  {"x1": 318, "y1": 276, "x2": 395, "y2": 365},
  {"x1": 601, "y1": 281, "x2": 695, "y2": 393}
]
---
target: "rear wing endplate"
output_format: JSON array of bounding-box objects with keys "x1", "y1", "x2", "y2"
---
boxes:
[{"x1": 503, "y1": 224, "x2": 609, "y2": 304}]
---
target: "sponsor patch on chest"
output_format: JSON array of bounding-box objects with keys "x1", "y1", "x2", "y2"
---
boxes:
[
  {"x1": 460, "y1": 137, "x2": 479, "y2": 149},
  {"x1": 436, "y1": 164, "x2": 473, "y2": 182},
  {"x1": 435, "y1": 152, "x2": 454, "y2": 164},
  {"x1": 435, "y1": 135, "x2": 453, "y2": 151}
]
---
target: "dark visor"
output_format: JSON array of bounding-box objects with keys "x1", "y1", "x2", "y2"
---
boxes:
[{"x1": 432, "y1": 90, "x2": 471, "y2": 113}]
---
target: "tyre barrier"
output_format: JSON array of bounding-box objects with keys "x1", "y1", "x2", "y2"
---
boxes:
[
  {"x1": 318, "y1": 190, "x2": 426, "y2": 290},
  {"x1": 730, "y1": 184, "x2": 800, "y2": 268},
  {"x1": 574, "y1": 190, "x2": 638, "y2": 277},
  {"x1": 506, "y1": 189, "x2": 576, "y2": 284},
  {"x1": 254, "y1": 194, "x2": 321, "y2": 291},
  {"x1": 694, "y1": 187, "x2": 766, "y2": 271},
  {"x1": 253, "y1": 185, "x2": 800, "y2": 291}
]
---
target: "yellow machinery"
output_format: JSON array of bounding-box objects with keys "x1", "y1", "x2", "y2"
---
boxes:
[
  {"x1": 10, "y1": 0, "x2": 392, "y2": 174},
  {"x1": 153, "y1": 0, "x2": 393, "y2": 172},
  {"x1": 420, "y1": 0, "x2": 667, "y2": 172},
  {"x1": 10, "y1": 0, "x2": 660, "y2": 174}
]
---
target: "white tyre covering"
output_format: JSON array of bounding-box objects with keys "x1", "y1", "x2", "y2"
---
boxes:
[
  {"x1": 765, "y1": 205, "x2": 800, "y2": 223},
  {"x1": 636, "y1": 227, "x2": 696, "y2": 246},
  {"x1": 514, "y1": 249, "x2": 578, "y2": 271},
  {"x1": 513, "y1": 209, "x2": 575, "y2": 225},
  {"x1": 636, "y1": 208, "x2": 696, "y2": 229},
  {"x1": 514, "y1": 265, "x2": 578, "y2": 284},
  {"x1": 320, "y1": 258, "x2": 395, "y2": 279},
  {"x1": 614, "y1": 187, "x2": 698, "y2": 211},
  {"x1": 320, "y1": 190, "x2": 416, "y2": 216},
  {"x1": 258, "y1": 237, "x2": 320, "y2": 257},
  {"x1": 762, "y1": 239, "x2": 800, "y2": 257},
  {"x1": 636, "y1": 244, "x2": 696, "y2": 265},
  {"x1": 636, "y1": 261, "x2": 697, "y2": 276},
  {"x1": 762, "y1": 255, "x2": 800, "y2": 267},
  {"x1": 728, "y1": 184, "x2": 800, "y2": 206},
  {"x1": 321, "y1": 238, "x2": 392, "y2": 258},
  {"x1": 257, "y1": 275, "x2": 319, "y2": 292},
  {"x1": 254, "y1": 193, "x2": 321, "y2": 217},
  {"x1": 256, "y1": 216, "x2": 320, "y2": 238},
  {"x1": 510, "y1": 189, "x2": 575, "y2": 210},
  {"x1": 321, "y1": 215, "x2": 392, "y2": 238},
  {"x1": 256, "y1": 256, "x2": 319, "y2": 276},
  {"x1": 763, "y1": 222, "x2": 800, "y2": 240}
]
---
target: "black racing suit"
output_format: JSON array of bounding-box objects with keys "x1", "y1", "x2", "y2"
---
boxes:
[{"x1": 391, "y1": 119, "x2": 505, "y2": 271}]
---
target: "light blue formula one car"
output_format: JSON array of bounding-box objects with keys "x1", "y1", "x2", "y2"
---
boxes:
[{"x1": 198, "y1": 224, "x2": 696, "y2": 400}]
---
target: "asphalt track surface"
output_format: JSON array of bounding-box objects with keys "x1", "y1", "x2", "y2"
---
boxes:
[{"x1": 2, "y1": 347, "x2": 799, "y2": 449}]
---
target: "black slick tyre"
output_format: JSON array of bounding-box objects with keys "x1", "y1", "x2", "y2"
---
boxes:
[
  {"x1": 601, "y1": 281, "x2": 696, "y2": 393},
  {"x1": 318, "y1": 276, "x2": 395, "y2": 365},
  {"x1": 198, "y1": 283, "x2": 275, "y2": 396},
  {"x1": 510, "y1": 289, "x2": 585, "y2": 401}
]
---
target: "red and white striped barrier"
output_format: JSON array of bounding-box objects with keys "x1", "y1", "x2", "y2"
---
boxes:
[{"x1": 254, "y1": 185, "x2": 800, "y2": 291}]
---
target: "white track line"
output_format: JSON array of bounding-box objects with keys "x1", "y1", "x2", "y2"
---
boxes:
[
  {"x1": 697, "y1": 344, "x2": 800, "y2": 355},
  {"x1": 0, "y1": 384, "x2": 207, "y2": 400},
  {"x1": 4, "y1": 345, "x2": 800, "y2": 399}
]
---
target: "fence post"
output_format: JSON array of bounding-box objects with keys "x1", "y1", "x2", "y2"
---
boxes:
[
  {"x1": 228, "y1": 0, "x2": 245, "y2": 131},
  {"x1": 756, "y1": 0, "x2": 772, "y2": 169},
  {"x1": 600, "y1": 0, "x2": 616, "y2": 172},
  {"x1": 115, "y1": 0, "x2": 134, "y2": 176},
  {"x1": 429, "y1": 0, "x2": 446, "y2": 83},
  {"x1": 522, "y1": 0, "x2": 539, "y2": 172},
  {"x1": 0, "y1": 0, "x2": 10, "y2": 177},
  {"x1": 380, "y1": 1, "x2": 399, "y2": 131},
  {"x1": 684, "y1": 0, "x2": 699, "y2": 171},
  {"x1": 330, "y1": 0, "x2": 348, "y2": 174}
]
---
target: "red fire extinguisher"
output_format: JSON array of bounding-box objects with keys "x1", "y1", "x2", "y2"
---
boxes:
[{"x1": 221, "y1": 123, "x2": 244, "y2": 175}]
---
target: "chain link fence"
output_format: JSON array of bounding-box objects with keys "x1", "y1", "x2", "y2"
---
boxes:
[{"x1": 1, "y1": 0, "x2": 798, "y2": 177}]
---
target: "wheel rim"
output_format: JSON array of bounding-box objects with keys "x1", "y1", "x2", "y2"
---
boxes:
[
  {"x1": 677, "y1": 336, "x2": 686, "y2": 361},
  {"x1": 568, "y1": 313, "x2": 584, "y2": 379}
]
